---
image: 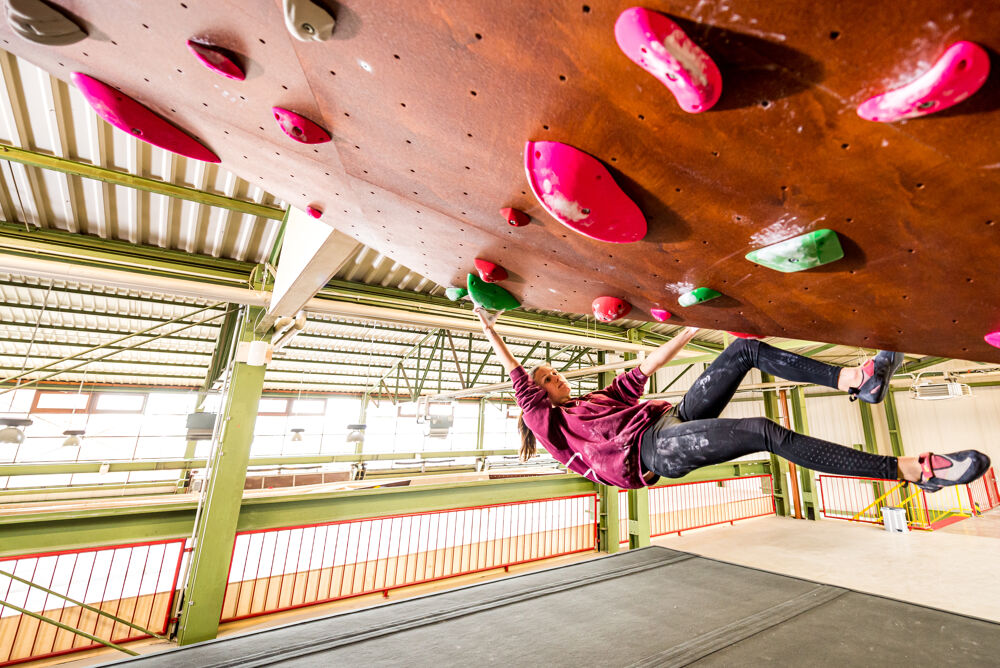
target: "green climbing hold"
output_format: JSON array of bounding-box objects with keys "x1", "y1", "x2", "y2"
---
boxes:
[
  {"x1": 678, "y1": 287, "x2": 721, "y2": 307},
  {"x1": 745, "y1": 229, "x2": 844, "y2": 273},
  {"x1": 467, "y1": 273, "x2": 520, "y2": 311},
  {"x1": 445, "y1": 287, "x2": 468, "y2": 301}
]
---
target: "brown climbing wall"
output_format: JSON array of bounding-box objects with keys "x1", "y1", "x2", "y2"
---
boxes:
[{"x1": 1, "y1": 0, "x2": 998, "y2": 361}]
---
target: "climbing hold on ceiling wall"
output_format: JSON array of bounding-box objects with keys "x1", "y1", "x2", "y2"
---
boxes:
[
  {"x1": 745, "y1": 229, "x2": 844, "y2": 272},
  {"x1": 305, "y1": 206, "x2": 322, "y2": 219},
  {"x1": 467, "y1": 274, "x2": 520, "y2": 311},
  {"x1": 6, "y1": 0, "x2": 86, "y2": 45},
  {"x1": 614, "y1": 7, "x2": 722, "y2": 113},
  {"x1": 678, "y1": 287, "x2": 721, "y2": 307},
  {"x1": 729, "y1": 332, "x2": 764, "y2": 339},
  {"x1": 650, "y1": 308, "x2": 671, "y2": 322},
  {"x1": 857, "y1": 41, "x2": 990, "y2": 122},
  {"x1": 272, "y1": 107, "x2": 331, "y2": 144},
  {"x1": 473, "y1": 258, "x2": 508, "y2": 283},
  {"x1": 186, "y1": 40, "x2": 246, "y2": 81},
  {"x1": 71, "y1": 73, "x2": 220, "y2": 163},
  {"x1": 524, "y1": 141, "x2": 646, "y2": 243},
  {"x1": 283, "y1": 0, "x2": 336, "y2": 42},
  {"x1": 445, "y1": 287, "x2": 468, "y2": 301},
  {"x1": 592, "y1": 296, "x2": 632, "y2": 322},
  {"x1": 985, "y1": 331, "x2": 1000, "y2": 349},
  {"x1": 500, "y1": 207, "x2": 530, "y2": 227}
]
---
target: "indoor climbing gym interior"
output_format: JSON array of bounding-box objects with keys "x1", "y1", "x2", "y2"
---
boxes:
[{"x1": 0, "y1": 0, "x2": 998, "y2": 665}]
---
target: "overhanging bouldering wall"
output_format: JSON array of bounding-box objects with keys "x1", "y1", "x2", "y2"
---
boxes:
[{"x1": 2, "y1": 0, "x2": 998, "y2": 361}]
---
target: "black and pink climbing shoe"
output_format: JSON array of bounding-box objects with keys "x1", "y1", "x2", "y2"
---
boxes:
[
  {"x1": 912, "y1": 450, "x2": 991, "y2": 493},
  {"x1": 848, "y1": 351, "x2": 904, "y2": 403}
]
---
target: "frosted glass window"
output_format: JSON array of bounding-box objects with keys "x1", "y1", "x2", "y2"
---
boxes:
[
  {"x1": 94, "y1": 393, "x2": 146, "y2": 413},
  {"x1": 145, "y1": 393, "x2": 196, "y2": 415},
  {"x1": 291, "y1": 399, "x2": 326, "y2": 415},
  {"x1": 34, "y1": 392, "x2": 90, "y2": 411}
]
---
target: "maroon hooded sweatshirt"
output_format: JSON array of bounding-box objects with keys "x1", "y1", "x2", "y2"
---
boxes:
[{"x1": 511, "y1": 365, "x2": 672, "y2": 489}]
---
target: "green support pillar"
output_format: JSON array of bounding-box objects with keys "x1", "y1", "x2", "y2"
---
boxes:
[
  {"x1": 626, "y1": 487, "x2": 651, "y2": 548},
  {"x1": 788, "y1": 386, "x2": 816, "y2": 520},
  {"x1": 597, "y1": 483, "x2": 621, "y2": 553},
  {"x1": 883, "y1": 391, "x2": 905, "y2": 457},
  {"x1": 858, "y1": 402, "x2": 879, "y2": 454},
  {"x1": 175, "y1": 305, "x2": 267, "y2": 646},
  {"x1": 476, "y1": 397, "x2": 487, "y2": 451},
  {"x1": 761, "y1": 373, "x2": 790, "y2": 516}
]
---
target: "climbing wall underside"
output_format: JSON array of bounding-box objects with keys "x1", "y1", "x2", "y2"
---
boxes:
[{"x1": 3, "y1": 0, "x2": 999, "y2": 361}]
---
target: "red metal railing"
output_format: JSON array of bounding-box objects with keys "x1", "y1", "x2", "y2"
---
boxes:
[
  {"x1": 619, "y1": 475, "x2": 776, "y2": 541},
  {"x1": 219, "y1": 494, "x2": 598, "y2": 622},
  {"x1": 967, "y1": 468, "x2": 1000, "y2": 515},
  {"x1": 0, "y1": 540, "x2": 185, "y2": 667}
]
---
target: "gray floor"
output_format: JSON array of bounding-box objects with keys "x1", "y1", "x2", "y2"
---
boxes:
[{"x1": 106, "y1": 546, "x2": 1000, "y2": 667}]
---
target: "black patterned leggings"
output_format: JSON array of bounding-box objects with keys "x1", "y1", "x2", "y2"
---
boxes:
[{"x1": 640, "y1": 339, "x2": 899, "y2": 481}]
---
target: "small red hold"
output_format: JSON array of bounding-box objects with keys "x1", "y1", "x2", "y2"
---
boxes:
[
  {"x1": 592, "y1": 296, "x2": 632, "y2": 322},
  {"x1": 306, "y1": 206, "x2": 322, "y2": 219},
  {"x1": 272, "y1": 107, "x2": 331, "y2": 144},
  {"x1": 729, "y1": 332, "x2": 764, "y2": 339},
  {"x1": 650, "y1": 308, "x2": 671, "y2": 322},
  {"x1": 500, "y1": 207, "x2": 530, "y2": 227},
  {"x1": 474, "y1": 258, "x2": 508, "y2": 283},
  {"x1": 186, "y1": 40, "x2": 245, "y2": 81}
]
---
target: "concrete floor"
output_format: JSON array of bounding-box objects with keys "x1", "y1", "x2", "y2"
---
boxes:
[{"x1": 653, "y1": 510, "x2": 1000, "y2": 623}]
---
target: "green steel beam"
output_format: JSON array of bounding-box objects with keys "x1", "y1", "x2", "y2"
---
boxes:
[
  {"x1": 0, "y1": 144, "x2": 285, "y2": 220},
  {"x1": 176, "y1": 305, "x2": 267, "y2": 645},
  {"x1": 760, "y1": 373, "x2": 790, "y2": 517},
  {"x1": 0, "y1": 596, "x2": 139, "y2": 656},
  {"x1": 626, "y1": 487, "x2": 651, "y2": 549},
  {"x1": 902, "y1": 356, "x2": 949, "y2": 373},
  {"x1": 558, "y1": 347, "x2": 591, "y2": 372},
  {"x1": 883, "y1": 391, "x2": 905, "y2": 457},
  {"x1": 788, "y1": 386, "x2": 816, "y2": 520},
  {"x1": 858, "y1": 402, "x2": 878, "y2": 455},
  {"x1": 266, "y1": 208, "x2": 291, "y2": 269},
  {"x1": 597, "y1": 483, "x2": 621, "y2": 553}
]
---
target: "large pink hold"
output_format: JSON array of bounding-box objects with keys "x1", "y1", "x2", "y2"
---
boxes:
[
  {"x1": 186, "y1": 40, "x2": 245, "y2": 81},
  {"x1": 857, "y1": 41, "x2": 990, "y2": 122},
  {"x1": 272, "y1": 107, "x2": 331, "y2": 144},
  {"x1": 525, "y1": 141, "x2": 646, "y2": 243},
  {"x1": 985, "y1": 331, "x2": 1000, "y2": 349},
  {"x1": 72, "y1": 73, "x2": 219, "y2": 163},
  {"x1": 614, "y1": 7, "x2": 722, "y2": 113}
]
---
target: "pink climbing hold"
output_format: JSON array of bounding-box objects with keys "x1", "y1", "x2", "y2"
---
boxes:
[
  {"x1": 272, "y1": 107, "x2": 331, "y2": 144},
  {"x1": 857, "y1": 41, "x2": 990, "y2": 122},
  {"x1": 592, "y1": 296, "x2": 632, "y2": 322},
  {"x1": 614, "y1": 7, "x2": 722, "y2": 113},
  {"x1": 474, "y1": 258, "x2": 508, "y2": 283},
  {"x1": 525, "y1": 141, "x2": 646, "y2": 243},
  {"x1": 186, "y1": 40, "x2": 245, "y2": 81},
  {"x1": 71, "y1": 73, "x2": 220, "y2": 163},
  {"x1": 650, "y1": 308, "x2": 671, "y2": 322},
  {"x1": 501, "y1": 207, "x2": 530, "y2": 227},
  {"x1": 729, "y1": 332, "x2": 764, "y2": 339},
  {"x1": 985, "y1": 331, "x2": 1000, "y2": 349},
  {"x1": 306, "y1": 206, "x2": 323, "y2": 219}
]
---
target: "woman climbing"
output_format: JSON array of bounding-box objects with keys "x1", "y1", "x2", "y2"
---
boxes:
[{"x1": 475, "y1": 308, "x2": 990, "y2": 492}]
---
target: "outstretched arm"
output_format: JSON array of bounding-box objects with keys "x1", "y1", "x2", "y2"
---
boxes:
[
  {"x1": 639, "y1": 327, "x2": 700, "y2": 376},
  {"x1": 475, "y1": 308, "x2": 520, "y2": 374}
]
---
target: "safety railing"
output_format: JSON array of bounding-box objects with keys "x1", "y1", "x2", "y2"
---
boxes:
[
  {"x1": 219, "y1": 494, "x2": 597, "y2": 622},
  {"x1": 817, "y1": 468, "x2": 998, "y2": 531},
  {"x1": 0, "y1": 540, "x2": 185, "y2": 667},
  {"x1": 619, "y1": 475, "x2": 776, "y2": 540}
]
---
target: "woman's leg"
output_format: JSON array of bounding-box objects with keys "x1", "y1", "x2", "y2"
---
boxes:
[
  {"x1": 640, "y1": 415, "x2": 899, "y2": 480},
  {"x1": 676, "y1": 339, "x2": 843, "y2": 421}
]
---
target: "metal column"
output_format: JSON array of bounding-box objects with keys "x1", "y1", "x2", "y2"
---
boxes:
[
  {"x1": 761, "y1": 373, "x2": 791, "y2": 517},
  {"x1": 788, "y1": 386, "x2": 817, "y2": 520},
  {"x1": 175, "y1": 305, "x2": 267, "y2": 645}
]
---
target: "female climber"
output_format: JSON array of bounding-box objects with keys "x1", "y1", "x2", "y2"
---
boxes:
[{"x1": 475, "y1": 308, "x2": 990, "y2": 492}]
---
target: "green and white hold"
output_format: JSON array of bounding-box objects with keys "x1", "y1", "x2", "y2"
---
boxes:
[{"x1": 745, "y1": 229, "x2": 844, "y2": 273}]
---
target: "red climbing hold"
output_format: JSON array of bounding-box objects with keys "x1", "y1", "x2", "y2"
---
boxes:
[
  {"x1": 474, "y1": 258, "x2": 508, "y2": 283},
  {"x1": 614, "y1": 7, "x2": 722, "y2": 113},
  {"x1": 525, "y1": 141, "x2": 646, "y2": 243},
  {"x1": 500, "y1": 207, "x2": 530, "y2": 227},
  {"x1": 857, "y1": 41, "x2": 990, "y2": 122},
  {"x1": 186, "y1": 40, "x2": 245, "y2": 81},
  {"x1": 650, "y1": 308, "x2": 671, "y2": 322},
  {"x1": 71, "y1": 73, "x2": 220, "y2": 163},
  {"x1": 272, "y1": 107, "x2": 331, "y2": 144},
  {"x1": 985, "y1": 331, "x2": 1000, "y2": 349},
  {"x1": 592, "y1": 296, "x2": 632, "y2": 322},
  {"x1": 306, "y1": 206, "x2": 323, "y2": 219},
  {"x1": 729, "y1": 332, "x2": 764, "y2": 339}
]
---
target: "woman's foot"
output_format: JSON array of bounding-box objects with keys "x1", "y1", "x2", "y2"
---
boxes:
[
  {"x1": 907, "y1": 450, "x2": 991, "y2": 493},
  {"x1": 839, "y1": 351, "x2": 904, "y2": 403}
]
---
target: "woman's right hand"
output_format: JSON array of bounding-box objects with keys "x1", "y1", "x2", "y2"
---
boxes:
[{"x1": 474, "y1": 307, "x2": 496, "y2": 333}]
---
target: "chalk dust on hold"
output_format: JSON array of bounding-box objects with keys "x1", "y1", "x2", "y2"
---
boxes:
[
  {"x1": 665, "y1": 281, "x2": 695, "y2": 295},
  {"x1": 542, "y1": 191, "x2": 589, "y2": 222},
  {"x1": 649, "y1": 32, "x2": 709, "y2": 87},
  {"x1": 749, "y1": 215, "x2": 804, "y2": 247}
]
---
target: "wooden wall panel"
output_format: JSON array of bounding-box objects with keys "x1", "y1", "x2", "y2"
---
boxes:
[{"x1": 1, "y1": 1, "x2": 997, "y2": 361}]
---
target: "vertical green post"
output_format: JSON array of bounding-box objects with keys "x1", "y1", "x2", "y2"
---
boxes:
[
  {"x1": 883, "y1": 391, "x2": 905, "y2": 457},
  {"x1": 595, "y1": 353, "x2": 622, "y2": 552},
  {"x1": 761, "y1": 373, "x2": 790, "y2": 516},
  {"x1": 175, "y1": 305, "x2": 267, "y2": 646},
  {"x1": 476, "y1": 396, "x2": 487, "y2": 451},
  {"x1": 623, "y1": 331, "x2": 651, "y2": 548},
  {"x1": 788, "y1": 386, "x2": 816, "y2": 520},
  {"x1": 858, "y1": 400, "x2": 887, "y2": 505}
]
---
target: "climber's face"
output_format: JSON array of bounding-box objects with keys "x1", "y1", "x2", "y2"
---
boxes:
[{"x1": 532, "y1": 365, "x2": 572, "y2": 405}]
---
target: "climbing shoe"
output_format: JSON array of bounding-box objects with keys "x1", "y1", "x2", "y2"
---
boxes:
[
  {"x1": 848, "y1": 351, "x2": 904, "y2": 403},
  {"x1": 911, "y1": 450, "x2": 991, "y2": 493}
]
